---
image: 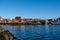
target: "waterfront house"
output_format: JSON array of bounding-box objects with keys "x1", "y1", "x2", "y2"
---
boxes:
[
  {"x1": 7, "y1": 18, "x2": 12, "y2": 23},
  {"x1": 15, "y1": 16, "x2": 21, "y2": 22},
  {"x1": 8, "y1": 19, "x2": 12, "y2": 23},
  {"x1": 1, "y1": 19, "x2": 6, "y2": 23},
  {"x1": 23, "y1": 18, "x2": 32, "y2": 24},
  {"x1": 14, "y1": 19, "x2": 19, "y2": 23}
]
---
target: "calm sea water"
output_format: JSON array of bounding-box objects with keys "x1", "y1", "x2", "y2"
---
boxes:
[{"x1": 3, "y1": 25, "x2": 60, "y2": 40}]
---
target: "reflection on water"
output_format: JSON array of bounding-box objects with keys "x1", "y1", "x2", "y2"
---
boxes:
[{"x1": 0, "y1": 25, "x2": 60, "y2": 40}]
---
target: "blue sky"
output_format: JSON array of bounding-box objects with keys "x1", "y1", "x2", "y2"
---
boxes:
[{"x1": 0, "y1": 0, "x2": 60, "y2": 19}]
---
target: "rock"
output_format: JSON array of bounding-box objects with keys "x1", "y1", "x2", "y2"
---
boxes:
[{"x1": 0, "y1": 30, "x2": 14, "y2": 40}]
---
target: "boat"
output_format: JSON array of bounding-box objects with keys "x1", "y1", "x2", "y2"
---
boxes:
[{"x1": 52, "y1": 21, "x2": 60, "y2": 25}]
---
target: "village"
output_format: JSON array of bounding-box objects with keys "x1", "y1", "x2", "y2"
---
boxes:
[
  {"x1": 0, "y1": 16, "x2": 60, "y2": 25},
  {"x1": 0, "y1": 16, "x2": 41, "y2": 25}
]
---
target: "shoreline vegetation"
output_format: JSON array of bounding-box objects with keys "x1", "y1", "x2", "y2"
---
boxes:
[
  {"x1": 0, "y1": 20, "x2": 45, "y2": 25},
  {"x1": 0, "y1": 23, "x2": 42, "y2": 25}
]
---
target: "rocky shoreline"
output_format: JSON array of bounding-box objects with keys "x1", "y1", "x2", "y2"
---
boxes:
[{"x1": 0, "y1": 30, "x2": 20, "y2": 40}]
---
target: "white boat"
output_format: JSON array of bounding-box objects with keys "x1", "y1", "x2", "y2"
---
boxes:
[{"x1": 52, "y1": 21, "x2": 60, "y2": 25}]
